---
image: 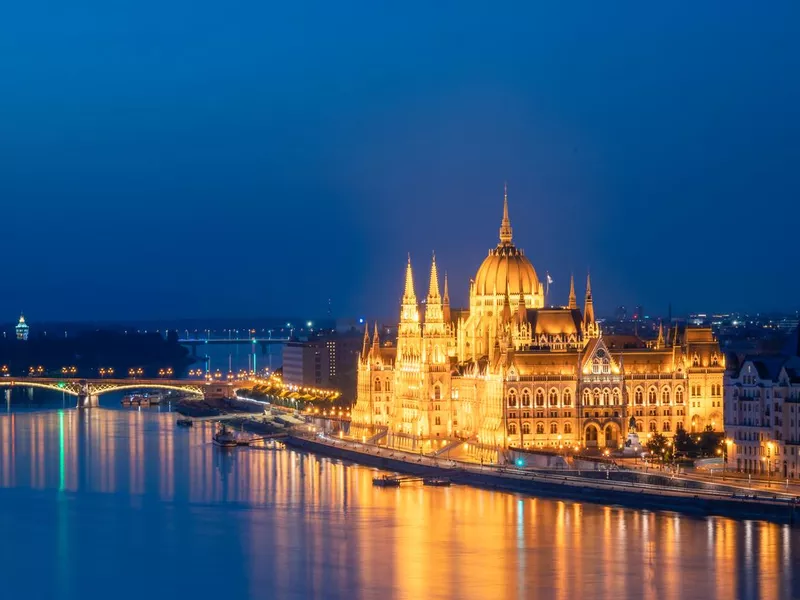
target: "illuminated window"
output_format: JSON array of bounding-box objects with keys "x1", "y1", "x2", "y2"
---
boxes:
[
  {"x1": 508, "y1": 389, "x2": 517, "y2": 407},
  {"x1": 536, "y1": 389, "x2": 545, "y2": 406},
  {"x1": 564, "y1": 423, "x2": 573, "y2": 434},
  {"x1": 374, "y1": 379, "x2": 381, "y2": 392},
  {"x1": 635, "y1": 388, "x2": 643, "y2": 404},
  {"x1": 508, "y1": 422, "x2": 518, "y2": 435},
  {"x1": 549, "y1": 389, "x2": 558, "y2": 406},
  {"x1": 550, "y1": 422, "x2": 558, "y2": 434},
  {"x1": 522, "y1": 389, "x2": 531, "y2": 407},
  {"x1": 563, "y1": 389, "x2": 572, "y2": 406},
  {"x1": 648, "y1": 388, "x2": 657, "y2": 404},
  {"x1": 535, "y1": 422, "x2": 544, "y2": 435},
  {"x1": 662, "y1": 388, "x2": 670, "y2": 404}
]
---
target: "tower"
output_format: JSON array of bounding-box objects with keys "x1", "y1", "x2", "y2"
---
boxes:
[
  {"x1": 442, "y1": 272, "x2": 451, "y2": 324},
  {"x1": 568, "y1": 274, "x2": 577, "y2": 310},
  {"x1": 583, "y1": 273, "x2": 598, "y2": 337},
  {"x1": 16, "y1": 313, "x2": 29, "y2": 341}
]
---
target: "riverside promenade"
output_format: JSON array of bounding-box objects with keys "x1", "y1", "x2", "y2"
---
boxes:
[{"x1": 285, "y1": 429, "x2": 800, "y2": 525}]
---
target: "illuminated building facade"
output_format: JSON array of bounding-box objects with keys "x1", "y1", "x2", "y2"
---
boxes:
[
  {"x1": 724, "y1": 331, "x2": 800, "y2": 479},
  {"x1": 351, "y1": 190, "x2": 724, "y2": 455},
  {"x1": 15, "y1": 313, "x2": 29, "y2": 341}
]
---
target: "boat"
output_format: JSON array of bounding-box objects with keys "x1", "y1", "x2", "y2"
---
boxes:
[
  {"x1": 262, "y1": 439, "x2": 285, "y2": 451},
  {"x1": 423, "y1": 477, "x2": 451, "y2": 487},
  {"x1": 372, "y1": 475, "x2": 401, "y2": 487},
  {"x1": 121, "y1": 391, "x2": 163, "y2": 406},
  {"x1": 176, "y1": 418, "x2": 193, "y2": 427},
  {"x1": 213, "y1": 424, "x2": 238, "y2": 448}
]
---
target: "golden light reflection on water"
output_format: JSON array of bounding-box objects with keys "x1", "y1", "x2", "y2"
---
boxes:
[{"x1": 0, "y1": 409, "x2": 799, "y2": 600}]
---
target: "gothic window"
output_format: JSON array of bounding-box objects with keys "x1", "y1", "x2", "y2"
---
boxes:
[
  {"x1": 374, "y1": 379, "x2": 381, "y2": 392},
  {"x1": 536, "y1": 389, "x2": 545, "y2": 407},
  {"x1": 434, "y1": 385, "x2": 442, "y2": 401},
  {"x1": 648, "y1": 387, "x2": 657, "y2": 404},
  {"x1": 692, "y1": 354, "x2": 700, "y2": 367},
  {"x1": 676, "y1": 421, "x2": 684, "y2": 431},
  {"x1": 675, "y1": 387, "x2": 684, "y2": 403},
  {"x1": 593, "y1": 389, "x2": 601, "y2": 406},
  {"x1": 434, "y1": 416, "x2": 441, "y2": 426},
  {"x1": 711, "y1": 354, "x2": 719, "y2": 366},
  {"x1": 550, "y1": 422, "x2": 558, "y2": 434},
  {"x1": 508, "y1": 422, "x2": 518, "y2": 435},
  {"x1": 663, "y1": 421, "x2": 671, "y2": 432},
  {"x1": 523, "y1": 422, "x2": 532, "y2": 435},
  {"x1": 649, "y1": 421, "x2": 657, "y2": 433},
  {"x1": 602, "y1": 389, "x2": 610, "y2": 406},
  {"x1": 535, "y1": 422, "x2": 544, "y2": 435},
  {"x1": 592, "y1": 358, "x2": 601, "y2": 374},
  {"x1": 563, "y1": 389, "x2": 572, "y2": 406},
  {"x1": 549, "y1": 389, "x2": 558, "y2": 406},
  {"x1": 636, "y1": 420, "x2": 644, "y2": 432},
  {"x1": 613, "y1": 389, "x2": 621, "y2": 405},
  {"x1": 662, "y1": 388, "x2": 670, "y2": 404},
  {"x1": 522, "y1": 389, "x2": 531, "y2": 407},
  {"x1": 508, "y1": 389, "x2": 517, "y2": 407},
  {"x1": 583, "y1": 389, "x2": 591, "y2": 405},
  {"x1": 564, "y1": 423, "x2": 573, "y2": 434},
  {"x1": 385, "y1": 380, "x2": 391, "y2": 392},
  {"x1": 635, "y1": 387, "x2": 643, "y2": 405},
  {"x1": 602, "y1": 358, "x2": 611, "y2": 374}
]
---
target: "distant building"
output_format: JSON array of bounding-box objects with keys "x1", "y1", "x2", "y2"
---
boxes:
[
  {"x1": 724, "y1": 329, "x2": 800, "y2": 479},
  {"x1": 633, "y1": 305, "x2": 644, "y2": 321},
  {"x1": 15, "y1": 313, "x2": 29, "y2": 341},
  {"x1": 281, "y1": 331, "x2": 363, "y2": 401},
  {"x1": 614, "y1": 305, "x2": 627, "y2": 320}
]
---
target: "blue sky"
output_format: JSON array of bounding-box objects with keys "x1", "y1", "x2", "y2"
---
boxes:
[{"x1": 1, "y1": 1, "x2": 798, "y2": 320}]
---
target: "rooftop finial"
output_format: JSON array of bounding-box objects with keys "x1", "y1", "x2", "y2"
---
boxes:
[{"x1": 499, "y1": 182, "x2": 513, "y2": 244}]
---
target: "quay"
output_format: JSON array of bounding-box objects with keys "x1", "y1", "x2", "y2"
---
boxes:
[{"x1": 283, "y1": 429, "x2": 800, "y2": 525}]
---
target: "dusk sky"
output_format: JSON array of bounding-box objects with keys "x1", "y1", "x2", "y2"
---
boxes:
[{"x1": 1, "y1": 2, "x2": 798, "y2": 322}]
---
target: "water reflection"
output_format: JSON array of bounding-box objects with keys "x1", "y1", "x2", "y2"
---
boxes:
[{"x1": 0, "y1": 409, "x2": 798, "y2": 600}]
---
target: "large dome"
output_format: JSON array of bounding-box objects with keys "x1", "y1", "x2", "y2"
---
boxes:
[
  {"x1": 473, "y1": 187, "x2": 541, "y2": 300},
  {"x1": 474, "y1": 245, "x2": 539, "y2": 297}
]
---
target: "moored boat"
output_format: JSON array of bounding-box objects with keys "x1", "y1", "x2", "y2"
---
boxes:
[
  {"x1": 372, "y1": 475, "x2": 401, "y2": 487},
  {"x1": 176, "y1": 418, "x2": 193, "y2": 427},
  {"x1": 213, "y1": 424, "x2": 238, "y2": 448},
  {"x1": 423, "y1": 477, "x2": 451, "y2": 487}
]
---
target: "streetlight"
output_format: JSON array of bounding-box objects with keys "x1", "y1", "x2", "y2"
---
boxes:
[{"x1": 766, "y1": 442, "x2": 774, "y2": 487}]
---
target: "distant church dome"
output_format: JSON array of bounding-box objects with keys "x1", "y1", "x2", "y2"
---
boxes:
[{"x1": 473, "y1": 188, "x2": 541, "y2": 299}]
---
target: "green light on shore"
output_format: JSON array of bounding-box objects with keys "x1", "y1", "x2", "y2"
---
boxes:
[{"x1": 57, "y1": 382, "x2": 66, "y2": 389}]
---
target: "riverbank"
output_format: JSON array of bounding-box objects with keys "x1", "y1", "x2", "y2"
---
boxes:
[{"x1": 284, "y1": 430, "x2": 800, "y2": 525}]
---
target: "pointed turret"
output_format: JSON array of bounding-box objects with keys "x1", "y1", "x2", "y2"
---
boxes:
[
  {"x1": 361, "y1": 323, "x2": 370, "y2": 362},
  {"x1": 568, "y1": 273, "x2": 577, "y2": 310},
  {"x1": 443, "y1": 272, "x2": 451, "y2": 323},
  {"x1": 424, "y1": 253, "x2": 444, "y2": 324},
  {"x1": 371, "y1": 321, "x2": 381, "y2": 353},
  {"x1": 501, "y1": 283, "x2": 512, "y2": 324},
  {"x1": 656, "y1": 321, "x2": 665, "y2": 349},
  {"x1": 403, "y1": 253, "x2": 416, "y2": 305},
  {"x1": 499, "y1": 183, "x2": 513, "y2": 245},
  {"x1": 517, "y1": 288, "x2": 527, "y2": 323},
  {"x1": 427, "y1": 253, "x2": 441, "y2": 301},
  {"x1": 583, "y1": 272, "x2": 596, "y2": 336}
]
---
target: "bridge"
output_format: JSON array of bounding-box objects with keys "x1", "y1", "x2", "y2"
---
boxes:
[
  {"x1": 178, "y1": 337, "x2": 291, "y2": 357},
  {"x1": 0, "y1": 377, "x2": 213, "y2": 408}
]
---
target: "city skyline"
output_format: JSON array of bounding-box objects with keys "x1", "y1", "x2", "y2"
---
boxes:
[{"x1": 2, "y1": 2, "x2": 799, "y2": 321}]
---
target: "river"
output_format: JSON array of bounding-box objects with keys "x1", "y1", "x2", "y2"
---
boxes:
[{"x1": 0, "y1": 395, "x2": 798, "y2": 599}]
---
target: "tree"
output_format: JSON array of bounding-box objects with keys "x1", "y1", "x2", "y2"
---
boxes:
[
  {"x1": 646, "y1": 433, "x2": 668, "y2": 456},
  {"x1": 698, "y1": 431, "x2": 723, "y2": 457},
  {"x1": 673, "y1": 429, "x2": 695, "y2": 454}
]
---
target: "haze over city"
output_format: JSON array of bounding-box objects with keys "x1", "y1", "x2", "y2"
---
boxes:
[{"x1": 2, "y1": 1, "x2": 799, "y2": 321}]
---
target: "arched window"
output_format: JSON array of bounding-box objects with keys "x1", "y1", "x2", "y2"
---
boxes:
[
  {"x1": 374, "y1": 379, "x2": 381, "y2": 392},
  {"x1": 563, "y1": 389, "x2": 572, "y2": 406},
  {"x1": 508, "y1": 389, "x2": 517, "y2": 407},
  {"x1": 593, "y1": 389, "x2": 600, "y2": 406},
  {"x1": 522, "y1": 389, "x2": 531, "y2": 407},
  {"x1": 711, "y1": 354, "x2": 718, "y2": 366},
  {"x1": 385, "y1": 380, "x2": 391, "y2": 392},
  {"x1": 535, "y1": 422, "x2": 544, "y2": 434},
  {"x1": 602, "y1": 389, "x2": 610, "y2": 406},
  {"x1": 582, "y1": 389, "x2": 591, "y2": 405},
  {"x1": 675, "y1": 387, "x2": 684, "y2": 403},
  {"x1": 636, "y1": 420, "x2": 644, "y2": 432},
  {"x1": 434, "y1": 385, "x2": 441, "y2": 400},
  {"x1": 662, "y1": 388, "x2": 670, "y2": 404},
  {"x1": 550, "y1": 422, "x2": 558, "y2": 434},
  {"x1": 564, "y1": 423, "x2": 573, "y2": 434},
  {"x1": 508, "y1": 422, "x2": 517, "y2": 435},
  {"x1": 612, "y1": 389, "x2": 621, "y2": 405},
  {"x1": 549, "y1": 389, "x2": 558, "y2": 406},
  {"x1": 692, "y1": 354, "x2": 700, "y2": 367},
  {"x1": 592, "y1": 358, "x2": 601, "y2": 374},
  {"x1": 649, "y1": 421, "x2": 657, "y2": 432},
  {"x1": 535, "y1": 389, "x2": 545, "y2": 406},
  {"x1": 663, "y1": 421, "x2": 671, "y2": 432},
  {"x1": 648, "y1": 387, "x2": 657, "y2": 404},
  {"x1": 635, "y1": 387, "x2": 643, "y2": 405},
  {"x1": 602, "y1": 358, "x2": 611, "y2": 374},
  {"x1": 522, "y1": 422, "x2": 531, "y2": 435},
  {"x1": 676, "y1": 421, "x2": 684, "y2": 431}
]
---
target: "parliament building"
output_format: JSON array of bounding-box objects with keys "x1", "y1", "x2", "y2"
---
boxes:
[{"x1": 351, "y1": 190, "x2": 724, "y2": 457}]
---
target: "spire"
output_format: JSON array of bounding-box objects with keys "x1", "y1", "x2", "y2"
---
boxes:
[
  {"x1": 656, "y1": 321, "x2": 664, "y2": 349},
  {"x1": 499, "y1": 183, "x2": 513, "y2": 245},
  {"x1": 372, "y1": 321, "x2": 380, "y2": 351},
  {"x1": 361, "y1": 322, "x2": 370, "y2": 359},
  {"x1": 443, "y1": 272, "x2": 451, "y2": 323},
  {"x1": 403, "y1": 254, "x2": 416, "y2": 304},
  {"x1": 427, "y1": 252, "x2": 441, "y2": 301},
  {"x1": 501, "y1": 282, "x2": 512, "y2": 323},
  {"x1": 583, "y1": 271, "x2": 595, "y2": 333},
  {"x1": 568, "y1": 273, "x2": 577, "y2": 310}
]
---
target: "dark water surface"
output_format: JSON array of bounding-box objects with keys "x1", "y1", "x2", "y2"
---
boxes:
[{"x1": 0, "y1": 405, "x2": 798, "y2": 600}]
